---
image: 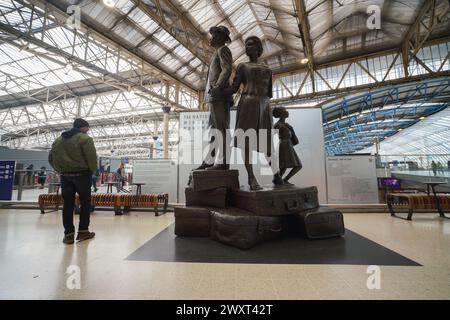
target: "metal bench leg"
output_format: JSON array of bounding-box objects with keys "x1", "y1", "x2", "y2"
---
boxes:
[
  {"x1": 163, "y1": 199, "x2": 168, "y2": 214},
  {"x1": 407, "y1": 209, "x2": 413, "y2": 221},
  {"x1": 114, "y1": 206, "x2": 123, "y2": 215},
  {"x1": 388, "y1": 203, "x2": 413, "y2": 220},
  {"x1": 387, "y1": 203, "x2": 396, "y2": 217},
  {"x1": 439, "y1": 212, "x2": 450, "y2": 219}
]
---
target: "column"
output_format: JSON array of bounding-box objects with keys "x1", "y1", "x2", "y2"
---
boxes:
[{"x1": 162, "y1": 106, "x2": 171, "y2": 159}]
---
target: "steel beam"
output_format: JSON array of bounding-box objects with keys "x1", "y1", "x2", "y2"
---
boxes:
[
  {"x1": 129, "y1": 0, "x2": 212, "y2": 65},
  {"x1": 39, "y1": 0, "x2": 197, "y2": 92},
  {"x1": 402, "y1": 0, "x2": 438, "y2": 77},
  {"x1": 0, "y1": 4, "x2": 189, "y2": 110},
  {"x1": 293, "y1": 0, "x2": 314, "y2": 88}
]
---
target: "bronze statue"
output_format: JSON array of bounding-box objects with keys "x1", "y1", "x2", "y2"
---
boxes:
[
  {"x1": 196, "y1": 25, "x2": 233, "y2": 170},
  {"x1": 218, "y1": 36, "x2": 273, "y2": 190},
  {"x1": 272, "y1": 107, "x2": 302, "y2": 186}
]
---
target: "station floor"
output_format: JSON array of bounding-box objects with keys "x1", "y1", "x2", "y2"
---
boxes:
[{"x1": 0, "y1": 209, "x2": 449, "y2": 300}]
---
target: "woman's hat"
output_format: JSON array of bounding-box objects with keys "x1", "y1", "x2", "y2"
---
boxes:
[{"x1": 209, "y1": 25, "x2": 231, "y2": 43}]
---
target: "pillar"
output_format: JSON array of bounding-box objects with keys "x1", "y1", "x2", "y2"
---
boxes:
[{"x1": 162, "y1": 106, "x2": 171, "y2": 159}]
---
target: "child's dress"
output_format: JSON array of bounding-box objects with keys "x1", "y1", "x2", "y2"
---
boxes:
[{"x1": 274, "y1": 121, "x2": 302, "y2": 169}]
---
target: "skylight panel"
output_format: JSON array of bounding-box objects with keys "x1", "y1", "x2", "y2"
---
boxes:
[{"x1": 153, "y1": 28, "x2": 178, "y2": 49}]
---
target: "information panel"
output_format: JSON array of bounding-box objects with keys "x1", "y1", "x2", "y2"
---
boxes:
[
  {"x1": 132, "y1": 159, "x2": 177, "y2": 203},
  {"x1": 326, "y1": 155, "x2": 379, "y2": 204},
  {"x1": 0, "y1": 160, "x2": 15, "y2": 200}
]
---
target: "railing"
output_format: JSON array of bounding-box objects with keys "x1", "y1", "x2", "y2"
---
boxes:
[
  {"x1": 8, "y1": 169, "x2": 131, "y2": 202},
  {"x1": 375, "y1": 154, "x2": 450, "y2": 178}
]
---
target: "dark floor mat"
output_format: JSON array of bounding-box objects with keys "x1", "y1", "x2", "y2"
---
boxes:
[{"x1": 127, "y1": 224, "x2": 420, "y2": 266}]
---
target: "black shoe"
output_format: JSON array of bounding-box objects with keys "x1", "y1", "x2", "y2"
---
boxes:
[
  {"x1": 63, "y1": 233, "x2": 75, "y2": 245},
  {"x1": 76, "y1": 231, "x2": 95, "y2": 242},
  {"x1": 283, "y1": 179, "x2": 295, "y2": 186},
  {"x1": 272, "y1": 173, "x2": 283, "y2": 186},
  {"x1": 206, "y1": 164, "x2": 229, "y2": 170}
]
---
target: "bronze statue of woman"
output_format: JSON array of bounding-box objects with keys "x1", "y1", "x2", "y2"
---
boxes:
[{"x1": 216, "y1": 36, "x2": 273, "y2": 190}]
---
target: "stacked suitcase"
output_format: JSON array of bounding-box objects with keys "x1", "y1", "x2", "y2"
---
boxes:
[{"x1": 175, "y1": 170, "x2": 345, "y2": 249}]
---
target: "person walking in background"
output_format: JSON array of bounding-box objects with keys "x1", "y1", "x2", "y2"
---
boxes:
[
  {"x1": 38, "y1": 166, "x2": 46, "y2": 189},
  {"x1": 437, "y1": 161, "x2": 444, "y2": 175},
  {"x1": 448, "y1": 160, "x2": 450, "y2": 172},
  {"x1": 49, "y1": 118, "x2": 97, "y2": 244},
  {"x1": 116, "y1": 163, "x2": 125, "y2": 193},
  {"x1": 92, "y1": 168, "x2": 99, "y2": 193},
  {"x1": 431, "y1": 160, "x2": 437, "y2": 177},
  {"x1": 25, "y1": 164, "x2": 34, "y2": 186}
]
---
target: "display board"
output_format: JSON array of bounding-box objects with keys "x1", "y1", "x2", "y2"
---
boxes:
[
  {"x1": 0, "y1": 160, "x2": 15, "y2": 200},
  {"x1": 326, "y1": 155, "x2": 379, "y2": 204},
  {"x1": 178, "y1": 108, "x2": 327, "y2": 203},
  {"x1": 132, "y1": 159, "x2": 177, "y2": 202}
]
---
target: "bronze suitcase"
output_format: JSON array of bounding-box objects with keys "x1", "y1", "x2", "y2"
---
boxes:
[
  {"x1": 174, "y1": 206, "x2": 211, "y2": 237},
  {"x1": 210, "y1": 207, "x2": 283, "y2": 249},
  {"x1": 292, "y1": 206, "x2": 345, "y2": 239},
  {"x1": 191, "y1": 169, "x2": 240, "y2": 192},
  {"x1": 230, "y1": 186, "x2": 319, "y2": 216},
  {"x1": 185, "y1": 187, "x2": 227, "y2": 208}
]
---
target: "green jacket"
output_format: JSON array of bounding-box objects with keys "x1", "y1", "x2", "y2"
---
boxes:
[{"x1": 48, "y1": 128, "x2": 97, "y2": 173}]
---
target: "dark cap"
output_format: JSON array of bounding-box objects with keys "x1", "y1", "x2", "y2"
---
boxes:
[
  {"x1": 209, "y1": 25, "x2": 231, "y2": 43},
  {"x1": 73, "y1": 118, "x2": 90, "y2": 129}
]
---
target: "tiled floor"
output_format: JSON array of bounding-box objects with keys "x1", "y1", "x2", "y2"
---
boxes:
[{"x1": 0, "y1": 209, "x2": 449, "y2": 300}]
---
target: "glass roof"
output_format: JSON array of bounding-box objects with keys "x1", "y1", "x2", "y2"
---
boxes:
[
  {"x1": 0, "y1": 0, "x2": 449, "y2": 158},
  {"x1": 360, "y1": 106, "x2": 450, "y2": 155}
]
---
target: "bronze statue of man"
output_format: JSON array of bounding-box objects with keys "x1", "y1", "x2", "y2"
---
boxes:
[{"x1": 196, "y1": 25, "x2": 233, "y2": 170}]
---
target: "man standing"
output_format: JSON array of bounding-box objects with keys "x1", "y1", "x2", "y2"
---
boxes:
[
  {"x1": 197, "y1": 25, "x2": 233, "y2": 170},
  {"x1": 49, "y1": 118, "x2": 97, "y2": 244}
]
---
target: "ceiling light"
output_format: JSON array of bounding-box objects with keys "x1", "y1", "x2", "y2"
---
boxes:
[
  {"x1": 397, "y1": 128, "x2": 403, "y2": 132},
  {"x1": 103, "y1": 0, "x2": 115, "y2": 7},
  {"x1": 419, "y1": 116, "x2": 425, "y2": 120},
  {"x1": 300, "y1": 58, "x2": 309, "y2": 64}
]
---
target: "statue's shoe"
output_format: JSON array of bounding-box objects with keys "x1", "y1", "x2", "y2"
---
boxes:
[
  {"x1": 272, "y1": 173, "x2": 284, "y2": 186},
  {"x1": 283, "y1": 179, "x2": 295, "y2": 186}
]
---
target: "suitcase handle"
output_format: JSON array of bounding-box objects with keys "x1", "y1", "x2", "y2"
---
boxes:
[
  {"x1": 257, "y1": 224, "x2": 282, "y2": 234},
  {"x1": 285, "y1": 200, "x2": 299, "y2": 211}
]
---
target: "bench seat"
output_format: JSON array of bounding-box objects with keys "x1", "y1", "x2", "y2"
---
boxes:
[{"x1": 386, "y1": 193, "x2": 450, "y2": 220}]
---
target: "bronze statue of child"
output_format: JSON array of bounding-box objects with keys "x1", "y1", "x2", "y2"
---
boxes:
[{"x1": 272, "y1": 107, "x2": 302, "y2": 186}]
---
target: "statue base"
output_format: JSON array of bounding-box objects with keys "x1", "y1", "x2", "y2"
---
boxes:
[{"x1": 176, "y1": 170, "x2": 345, "y2": 249}]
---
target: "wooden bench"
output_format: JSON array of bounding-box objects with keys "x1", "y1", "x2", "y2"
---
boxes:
[
  {"x1": 39, "y1": 194, "x2": 115, "y2": 214},
  {"x1": 116, "y1": 193, "x2": 168, "y2": 216},
  {"x1": 38, "y1": 193, "x2": 168, "y2": 216},
  {"x1": 386, "y1": 193, "x2": 450, "y2": 220},
  {"x1": 38, "y1": 194, "x2": 63, "y2": 213}
]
